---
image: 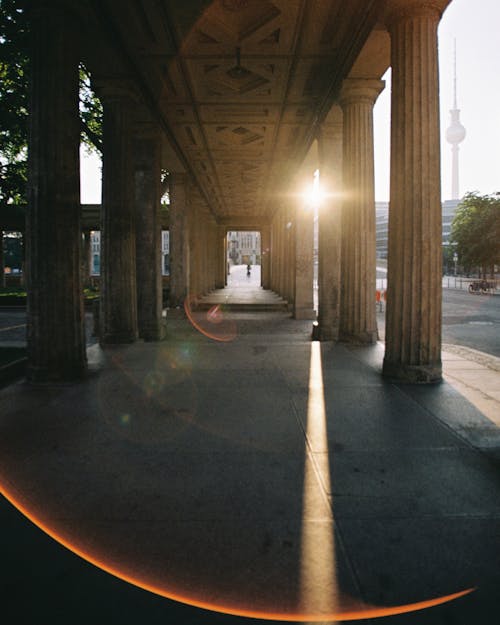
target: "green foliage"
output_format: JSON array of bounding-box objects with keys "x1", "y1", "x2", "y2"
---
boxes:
[
  {"x1": 79, "y1": 67, "x2": 103, "y2": 155},
  {"x1": 83, "y1": 286, "x2": 99, "y2": 300},
  {"x1": 0, "y1": 0, "x2": 29, "y2": 204},
  {"x1": 0, "y1": 3, "x2": 102, "y2": 206},
  {"x1": 0, "y1": 286, "x2": 25, "y2": 297},
  {"x1": 450, "y1": 192, "x2": 500, "y2": 275}
]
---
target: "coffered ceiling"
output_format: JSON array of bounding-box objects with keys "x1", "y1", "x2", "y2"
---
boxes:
[{"x1": 83, "y1": 0, "x2": 389, "y2": 225}]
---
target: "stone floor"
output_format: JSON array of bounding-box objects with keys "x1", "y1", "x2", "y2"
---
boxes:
[{"x1": 0, "y1": 311, "x2": 499, "y2": 624}]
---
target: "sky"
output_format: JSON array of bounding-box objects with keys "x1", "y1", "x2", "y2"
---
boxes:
[
  {"x1": 374, "y1": 0, "x2": 500, "y2": 201},
  {"x1": 81, "y1": 0, "x2": 500, "y2": 204}
]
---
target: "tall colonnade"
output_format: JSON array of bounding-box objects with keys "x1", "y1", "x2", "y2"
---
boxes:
[{"x1": 26, "y1": 0, "x2": 446, "y2": 384}]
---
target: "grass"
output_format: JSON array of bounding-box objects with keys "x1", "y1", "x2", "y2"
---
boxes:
[
  {"x1": 0, "y1": 287, "x2": 99, "y2": 299},
  {"x1": 0, "y1": 287, "x2": 26, "y2": 297}
]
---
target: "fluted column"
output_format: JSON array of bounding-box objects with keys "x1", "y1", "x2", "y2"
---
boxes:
[
  {"x1": 293, "y1": 201, "x2": 315, "y2": 320},
  {"x1": 81, "y1": 229, "x2": 91, "y2": 289},
  {"x1": 224, "y1": 232, "x2": 228, "y2": 286},
  {"x1": 339, "y1": 78, "x2": 384, "y2": 343},
  {"x1": 286, "y1": 205, "x2": 295, "y2": 306},
  {"x1": 99, "y1": 84, "x2": 138, "y2": 344},
  {"x1": 215, "y1": 226, "x2": 226, "y2": 288},
  {"x1": 169, "y1": 173, "x2": 190, "y2": 307},
  {"x1": 187, "y1": 203, "x2": 200, "y2": 297},
  {"x1": 383, "y1": 1, "x2": 444, "y2": 383},
  {"x1": 261, "y1": 227, "x2": 271, "y2": 289},
  {"x1": 277, "y1": 207, "x2": 285, "y2": 297},
  {"x1": 134, "y1": 127, "x2": 162, "y2": 341},
  {"x1": 26, "y1": 3, "x2": 86, "y2": 381},
  {"x1": 270, "y1": 221, "x2": 276, "y2": 291},
  {"x1": 317, "y1": 106, "x2": 343, "y2": 341}
]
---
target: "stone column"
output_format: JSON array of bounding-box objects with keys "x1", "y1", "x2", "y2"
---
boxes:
[
  {"x1": 273, "y1": 216, "x2": 280, "y2": 294},
  {"x1": 26, "y1": 4, "x2": 86, "y2": 381},
  {"x1": 215, "y1": 226, "x2": 226, "y2": 288},
  {"x1": 293, "y1": 201, "x2": 316, "y2": 320},
  {"x1": 286, "y1": 205, "x2": 295, "y2": 306},
  {"x1": 383, "y1": 1, "x2": 444, "y2": 382},
  {"x1": 134, "y1": 127, "x2": 162, "y2": 341},
  {"x1": 99, "y1": 84, "x2": 138, "y2": 344},
  {"x1": 188, "y1": 206, "x2": 199, "y2": 297},
  {"x1": 338, "y1": 78, "x2": 384, "y2": 344},
  {"x1": 278, "y1": 207, "x2": 287, "y2": 298},
  {"x1": 81, "y1": 229, "x2": 91, "y2": 289},
  {"x1": 224, "y1": 232, "x2": 228, "y2": 286},
  {"x1": 169, "y1": 173, "x2": 190, "y2": 307},
  {"x1": 317, "y1": 106, "x2": 343, "y2": 341},
  {"x1": 261, "y1": 226, "x2": 271, "y2": 289},
  {"x1": 270, "y1": 221, "x2": 276, "y2": 291}
]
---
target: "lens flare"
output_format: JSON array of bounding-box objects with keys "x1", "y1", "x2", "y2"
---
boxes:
[
  {"x1": 184, "y1": 295, "x2": 237, "y2": 342},
  {"x1": 96, "y1": 345, "x2": 198, "y2": 445},
  {"x1": 0, "y1": 482, "x2": 480, "y2": 624}
]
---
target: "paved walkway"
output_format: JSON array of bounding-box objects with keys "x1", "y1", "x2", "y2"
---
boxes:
[{"x1": 0, "y1": 311, "x2": 499, "y2": 624}]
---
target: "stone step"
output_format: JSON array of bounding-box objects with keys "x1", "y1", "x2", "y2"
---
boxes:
[
  {"x1": 194, "y1": 301, "x2": 289, "y2": 312},
  {"x1": 193, "y1": 288, "x2": 289, "y2": 312}
]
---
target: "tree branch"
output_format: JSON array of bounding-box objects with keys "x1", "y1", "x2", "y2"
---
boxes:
[{"x1": 80, "y1": 119, "x2": 102, "y2": 154}]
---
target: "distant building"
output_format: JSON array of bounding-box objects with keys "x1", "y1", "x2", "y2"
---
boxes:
[
  {"x1": 376, "y1": 202, "x2": 389, "y2": 258},
  {"x1": 161, "y1": 231, "x2": 170, "y2": 276},
  {"x1": 442, "y1": 199, "x2": 461, "y2": 246},
  {"x1": 90, "y1": 231, "x2": 100, "y2": 275},
  {"x1": 227, "y1": 231, "x2": 261, "y2": 265},
  {"x1": 89, "y1": 230, "x2": 170, "y2": 276},
  {"x1": 376, "y1": 199, "x2": 461, "y2": 258}
]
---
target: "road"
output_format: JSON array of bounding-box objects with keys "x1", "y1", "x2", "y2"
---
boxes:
[
  {"x1": 376, "y1": 288, "x2": 500, "y2": 357},
  {"x1": 1, "y1": 285, "x2": 499, "y2": 357}
]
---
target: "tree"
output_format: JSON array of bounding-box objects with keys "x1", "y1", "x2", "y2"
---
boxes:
[
  {"x1": 0, "y1": 1, "x2": 102, "y2": 207},
  {"x1": 0, "y1": 0, "x2": 29, "y2": 205},
  {"x1": 450, "y1": 192, "x2": 500, "y2": 278}
]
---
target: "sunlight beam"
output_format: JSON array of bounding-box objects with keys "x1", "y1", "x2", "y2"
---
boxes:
[{"x1": 300, "y1": 341, "x2": 338, "y2": 621}]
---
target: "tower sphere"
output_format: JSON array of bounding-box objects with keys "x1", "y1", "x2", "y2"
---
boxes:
[{"x1": 446, "y1": 120, "x2": 466, "y2": 144}]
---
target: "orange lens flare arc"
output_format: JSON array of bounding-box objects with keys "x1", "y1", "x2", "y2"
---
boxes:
[
  {"x1": 0, "y1": 483, "x2": 475, "y2": 622},
  {"x1": 184, "y1": 297, "x2": 236, "y2": 342}
]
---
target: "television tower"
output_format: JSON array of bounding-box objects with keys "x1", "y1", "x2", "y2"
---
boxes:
[{"x1": 445, "y1": 40, "x2": 466, "y2": 200}]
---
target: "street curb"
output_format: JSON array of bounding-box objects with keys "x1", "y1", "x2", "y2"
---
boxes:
[{"x1": 442, "y1": 343, "x2": 500, "y2": 372}]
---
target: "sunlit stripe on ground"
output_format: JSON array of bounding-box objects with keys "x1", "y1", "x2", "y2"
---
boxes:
[{"x1": 300, "y1": 341, "x2": 338, "y2": 623}]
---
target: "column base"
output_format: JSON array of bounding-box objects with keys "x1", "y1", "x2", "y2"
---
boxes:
[
  {"x1": 294, "y1": 308, "x2": 317, "y2": 320},
  {"x1": 382, "y1": 359, "x2": 442, "y2": 384},
  {"x1": 318, "y1": 324, "x2": 339, "y2": 342},
  {"x1": 139, "y1": 326, "x2": 162, "y2": 342},
  {"x1": 339, "y1": 330, "x2": 378, "y2": 345},
  {"x1": 100, "y1": 332, "x2": 137, "y2": 345}
]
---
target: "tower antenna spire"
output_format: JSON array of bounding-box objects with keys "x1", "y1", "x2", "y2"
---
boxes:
[
  {"x1": 446, "y1": 38, "x2": 466, "y2": 200},
  {"x1": 453, "y1": 38, "x2": 457, "y2": 109}
]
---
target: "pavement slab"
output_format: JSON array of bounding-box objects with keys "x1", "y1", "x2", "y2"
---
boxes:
[{"x1": 0, "y1": 312, "x2": 500, "y2": 624}]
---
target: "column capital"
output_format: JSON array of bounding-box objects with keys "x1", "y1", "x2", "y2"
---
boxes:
[
  {"x1": 94, "y1": 78, "x2": 139, "y2": 104},
  {"x1": 384, "y1": 1, "x2": 447, "y2": 28},
  {"x1": 339, "y1": 78, "x2": 385, "y2": 108}
]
